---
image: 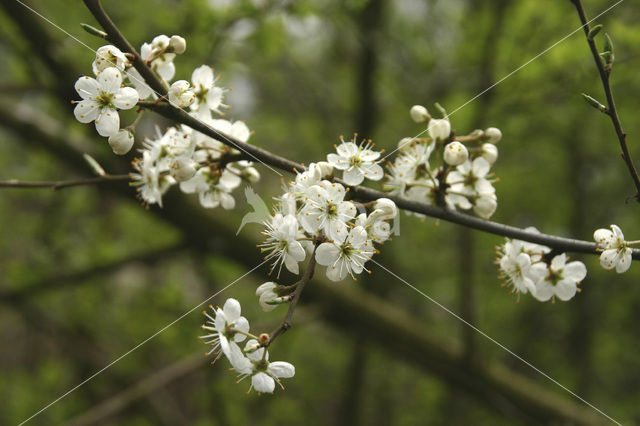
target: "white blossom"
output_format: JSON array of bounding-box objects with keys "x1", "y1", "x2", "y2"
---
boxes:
[
  {"x1": 233, "y1": 340, "x2": 295, "y2": 393},
  {"x1": 594, "y1": 224, "x2": 633, "y2": 273},
  {"x1": 327, "y1": 138, "x2": 383, "y2": 186},
  {"x1": 141, "y1": 35, "x2": 176, "y2": 82},
  {"x1": 92, "y1": 45, "x2": 128, "y2": 75},
  {"x1": 73, "y1": 68, "x2": 139, "y2": 137},
  {"x1": 168, "y1": 80, "x2": 196, "y2": 108},
  {"x1": 259, "y1": 213, "x2": 306, "y2": 276},
  {"x1": 200, "y1": 298, "x2": 250, "y2": 363},
  {"x1": 533, "y1": 254, "x2": 587, "y2": 302},
  {"x1": 443, "y1": 141, "x2": 468, "y2": 166},
  {"x1": 130, "y1": 150, "x2": 174, "y2": 207},
  {"x1": 299, "y1": 181, "x2": 356, "y2": 241},
  {"x1": 316, "y1": 226, "x2": 374, "y2": 281},
  {"x1": 190, "y1": 65, "x2": 228, "y2": 118},
  {"x1": 498, "y1": 239, "x2": 547, "y2": 297}
]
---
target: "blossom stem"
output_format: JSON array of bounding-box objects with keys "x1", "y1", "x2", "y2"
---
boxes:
[
  {"x1": 228, "y1": 329, "x2": 259, "y2": 340},
  {"x1": 267, "y1": 245, "x2": 318, "y2": 346}
]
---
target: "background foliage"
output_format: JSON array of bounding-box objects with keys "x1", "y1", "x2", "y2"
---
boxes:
[{"x1": 1, "y1": 0, "x2": 640, "y2": 424}]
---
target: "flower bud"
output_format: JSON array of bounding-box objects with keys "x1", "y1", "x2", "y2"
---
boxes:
[
  {"x1": 257, "y1": 282, "x2": 279, "y2": 312},
  {"x1": 428, "y1": 118, "x2": 451, "y2": 141},
  {"x1": 315, "y1": 161, "x2": 334, "y2": 178},
  {"x1": 169, "y1": 156, "x2": 197, "y2": 182},
  {"x1": 370, "y1": 198, "x2": 398, "y2": 221},
  {"x1": 481, "y1": 143, "x2": 498, "y2": 164},
  {"x1": 410, "y1": 105, "x2": 431, "y2": 123},
  {"x1": 242, "y1": 166, "x2": 260, "y2": 183},
  {"x1": 258, "y1": 333, "x2": 270, "y2": 345},
  {"x1": 92, "y1": 45, "x2": 128, "y2": 75},
  {"x1": 151, "y1": 34, "x2": 170, "y2": 49},
  {"x1": 169, "y1": 35, "x2": 186, "y2": 54},
  {"x1": 107, "y1": 129, "x2": 135, "y2": 155},
  {"x1": 397, "y1": 137, "x2": 414, "y2": 150},
  {"x1": 484, "y1": 127, "x2": 502, "y2": 143},
  {"x1": 256, "y1": 282, "x2": 277, "y2": 297},
  {"x1": 443, "y1": 141, "x2": 468, "y2": 166},
  {"x1": 168, "y1": 80, "x2": 196, "y2": 108}
]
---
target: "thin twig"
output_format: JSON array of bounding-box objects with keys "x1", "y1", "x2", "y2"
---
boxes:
[
  {"x1": 571, "y1": 0, "x2": 640, "y2": 201},
  {"x1": 268, "y1": 246, "x2": 318, "y2": 345},
  {"x1": 0, "y1": 174, "x2": 129, "y2": 190},
  {"x1": 82, "y1": 0, "x2": 168, "y2": 96}
]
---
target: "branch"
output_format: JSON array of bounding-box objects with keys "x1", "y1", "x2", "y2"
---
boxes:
[
  {"x1": 82, "y1": 0, "x2": 168, "y2": 97},
  {"x1": 139, "y1": 99, "x2": 638, "y2": 259},
  {"x1": 0, "y1": 242, "x2": 186, "y2": 303},
  {"x1": 268, "y1": 247, "x2": 318, "y2": 345},
  {"x1": 77, "y1": 0, "x2": 623, "y2": 259},
  {"x1": 570, "y1": 0, "x2": 640, "y2": 201},
  {"x1": 0, "y1": 174, "x2": 129, "y2": 190}
]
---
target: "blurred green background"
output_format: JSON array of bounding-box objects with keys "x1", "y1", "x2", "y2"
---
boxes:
[{"x1": 1, "y1": 0, "x2": 640, "y2": 424}]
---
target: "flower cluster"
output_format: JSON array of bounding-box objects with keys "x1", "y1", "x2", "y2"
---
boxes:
[
  {"x1": 73, "y1": 37, "x2": 258, "y2": 209},
  {"x1": 259, "y1": 155, "x2": 397, "y2": 283},
  {"x1": 384, "y1": 105, "x2": 500, "y2": 219},
  {"x1": 200, "y1": 299, "x2": 295, "y2": 393},
  {"x1": 496, "y1": 228, "x2": 587, "y2": 302}
]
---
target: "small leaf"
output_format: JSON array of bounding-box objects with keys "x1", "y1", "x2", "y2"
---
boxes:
[
  {"x1": 588, "y1": 24, "x2": 603, "y2": 40},
  {"x1": 80, "y1": 23, "x2": 107, "y2": 39},
  {"x1": 83, "y1": 154, "x2": 106, "y2": 176},
  {"x1": 581, "y1": 93, "x2": 607, "y2": 113},
  {"x1": 603, "y1": 33, "x2": 614, "y2": 54},
  {"x1": 434, "y1": 102, "x2": 448, "y2": 119}
]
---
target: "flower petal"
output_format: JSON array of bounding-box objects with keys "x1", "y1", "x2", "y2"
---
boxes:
[
  {"x1": 616, "y1": 248, "x2": 632, "y2": 273},
  {"x1": 98, "y1": 67, "x2": 123, "y2": 93},
  {"x1": 252, "y1": 372, "x2": 275, "y2": 393},
  {"x1": 223, "y1": 298, "x2": 242, "y2": 321},
  {"x1": 555, "y1": 280, "x2": 578, "y2": 301},
  {"x1": 192, "y1": 65, "x2": 213, "y2": 89},
  {"x1": 361, "y1": 163, "x2": 384, "y2": 181},
  {"x1": 269, "y1": 361, "x2": 295, "y2": 379},
  {"x1": 95, "y1": 108, "x2": 120, "y2": 137},
  {"x1": 315, "y1": 243, "x2": 339, "y2": 266},
  {"x1": 343, "y1": 167, "x2": 365, "y2": 186},
  {"x1": 113, "y1": 87, "x2": 139, "y2": 109},
  {"x1": 337, "y1": 142, "x2": 358, "y2": 157},
  {"x1": 75, "y1": 76, "x2": 99, "y2": 99},
  {"x1": 563, "y1": 261, "x2": 587, "y2": 281},
  {"x1": 74, "y1": 100, "x2": 100, "y2": 123}
]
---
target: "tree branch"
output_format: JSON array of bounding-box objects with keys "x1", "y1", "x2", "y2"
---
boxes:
[
  {"x1": 0, "y1": 174, "x2": 129, "y2": 190},
  {"x1": 570, "y1": 0, "x2": 640, "y2": 201},
  {"x1": 138, "y1": 99, "x2": 638, "y2": 259},
  {"x1": 77, "y1": 0, "x2": 629, "y2": 259},
  {"x1": 82, "y1": 0, "x2": 168, "y2": 97}
]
